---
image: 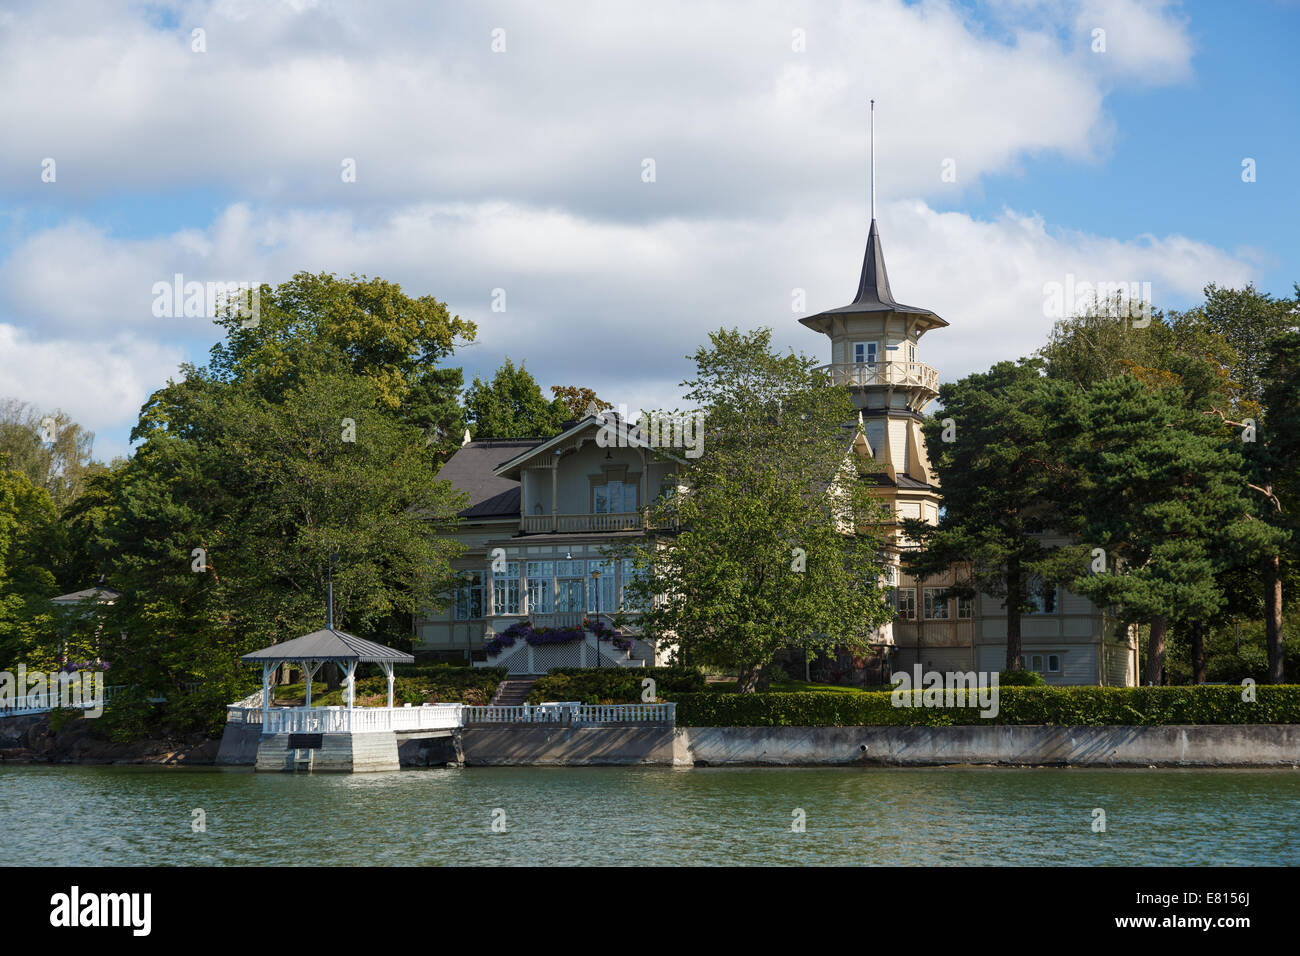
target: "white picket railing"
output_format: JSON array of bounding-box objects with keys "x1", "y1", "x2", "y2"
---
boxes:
[
  {"x1": 234, "y1": 701, "x2": 675, "y2": 733},
  {"x1": 461, "y1": 702, "x2": 675, "y2": 725},
  {"x1": 226, "y1": 705, "x2": 264, "y2": 726},
  {"x1": 0, "y1": 682, "x2": 123, "y2": 718},
  {"x1": 262, "y1": 703, "x2": 464, "y2": 735}
]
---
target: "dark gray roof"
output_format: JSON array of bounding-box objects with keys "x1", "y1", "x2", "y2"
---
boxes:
[
  {"x1": 800, "y1": 219, "x2": 947, "y2": 330},
  {"x1": 436, "y1": 439, "x2": 539, "y2": 519},
  {"x1": 51, "y1": 587, "x2": 122, "y2": 604},
  {"x1": 241, "y1": 629, "x2": 415, "y2": 664},
  {"x1": 863, "y1": 471, "x2": 936, "y2": 491}
]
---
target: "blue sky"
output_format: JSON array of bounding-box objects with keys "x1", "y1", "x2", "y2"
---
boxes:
[{"x1": 1, "y1": 0, "x2": 1296, "y2": 461}]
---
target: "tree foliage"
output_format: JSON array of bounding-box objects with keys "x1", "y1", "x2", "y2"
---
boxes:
[{"x1": 624, "y1": 327, "x2": 892, "y2": 691}]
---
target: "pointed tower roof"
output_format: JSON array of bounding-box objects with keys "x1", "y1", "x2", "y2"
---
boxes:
[
  {"x1": 799, "y1": 218, "x2": 947, "y2": 333},
  {"x1": 800, "y1": 101, "x2": 946, "y2": 335}
]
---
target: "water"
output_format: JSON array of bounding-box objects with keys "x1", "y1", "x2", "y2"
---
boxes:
[{"x1": 1, "y1": 764, "x2": 1296, "y2": 866}]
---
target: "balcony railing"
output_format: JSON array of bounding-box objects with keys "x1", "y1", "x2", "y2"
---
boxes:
[
  {"x1": 522, "y1": 511, "x2": 646, "y2": 534},
  {"x1": 816, "y1": 361, "x2": 938, "y2": 392},
  {"x1": 528, "y1": 611, "x2": 587, "y2": 629}
]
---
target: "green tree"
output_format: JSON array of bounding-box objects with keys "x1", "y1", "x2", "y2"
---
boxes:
[
  {"x1": 1256, "y1": 328, "x2": 1300, "y2": 681},
  {"x1": 902, "y1": 359, "x2": 1065, "y2": 670},
  {"x1": 206, "y1": 272, "x2": 475, "y2": 411},
  {"x1": 464, "y1": 358, "x2": 568, "y2": 439},
  {"x1": 0, "y1": 399, "x2": 106, "y2": 509},
  {"x1": 1045, "y1": 376, "x2": 1280, "y2": 684},
  {"x1": 550, "y1": 385, "x2": 612, "y2": 419},
  {"x1": 0, "y1": 469, "x2": 61, "y2": 667},
  {"x1": 624, "y1": 328, "x2": 892, "y2": 692}
]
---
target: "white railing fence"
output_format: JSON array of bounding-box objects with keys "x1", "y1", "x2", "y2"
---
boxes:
[
  {"x1": 0, "y1": 682, "x2": 124, "y2": 718},
  {"x1": 234, "y1": 701, "x2": 676, "y2": 731},
  {"x1": 261, "y1": 703, "x2": 464, "y2": 735},
  {"x1": 461, "y1": 702, "x2": 675, "y2": 725}
]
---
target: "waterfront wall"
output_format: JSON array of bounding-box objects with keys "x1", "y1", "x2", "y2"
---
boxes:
[
  {"x1": 254, "y1": 731, "x2": 400, "y2": 772},
  {"x1": 678, "y1": 724, "x2": 1300, "y2": 767},
  {"x1": 152, "y1": 722, "x2": 1300, "y2": 769},
  {"x1": 459, "y1": 725, "x2": 676, "y2": 766}
]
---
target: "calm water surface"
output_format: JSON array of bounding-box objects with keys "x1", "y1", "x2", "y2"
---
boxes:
[{"x1": 1, "y1": 764, "x2": 1297, "y2": 866}]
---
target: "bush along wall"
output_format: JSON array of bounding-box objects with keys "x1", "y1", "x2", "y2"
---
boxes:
[
  {"x1": 668, "y1": 685, "x2": 1300, "y2": 727},
  {"x1": 527, "y1": 667, "x2": 706, "y2": 705}
]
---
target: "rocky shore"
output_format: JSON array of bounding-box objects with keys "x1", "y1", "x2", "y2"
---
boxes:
[{"x1": 0, "y1": 714, "x2": 221, "y2": 765}]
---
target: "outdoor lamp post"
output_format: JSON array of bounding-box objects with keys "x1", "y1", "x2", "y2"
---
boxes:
[{"x1": 591, "y1": 567, "x2": 602, "y2": 668}]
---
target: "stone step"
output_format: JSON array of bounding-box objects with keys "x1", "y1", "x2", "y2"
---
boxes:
[{"x1": 492, "y1": 678, "x2": 537, "y2": 706}]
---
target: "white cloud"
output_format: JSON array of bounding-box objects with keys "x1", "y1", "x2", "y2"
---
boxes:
[
  {"x1": 3, "y1": 197, "x2": 1256, "y2": 422},
  {"x1": 0, "y1": 0, "x2": 1192, "y2": 213},
  {"x1": 0, "y1": 324, "x2": 184, "y2": 459},
  {"x1": 0, "y1": 0, "x2": 1216, "y2": 443}
]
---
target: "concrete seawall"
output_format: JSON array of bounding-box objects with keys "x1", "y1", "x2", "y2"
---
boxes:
[
  {"x1": 679, "y1": 724, "x2": 1300, "y2": 768},
  {"x1": 211, "y1": 724, "x2": 1300, "y2": 768},
  {"x1": 460, "y1": 725, "x2": 677, "y2": 765}
]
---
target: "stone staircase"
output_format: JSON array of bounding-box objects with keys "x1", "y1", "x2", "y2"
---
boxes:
[{"x1": 491, "y1": 678, "x2": 537, "y2": 706}]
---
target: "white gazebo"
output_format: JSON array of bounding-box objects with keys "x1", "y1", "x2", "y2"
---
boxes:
[{"x1": 240, "y1": 628, "x2": 415, "y2": 728}]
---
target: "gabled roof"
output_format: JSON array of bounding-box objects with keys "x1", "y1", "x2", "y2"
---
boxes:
[
  {"x1": 436, "y1": 439, "x2": 540, "y2": 520},
  {"x1": 494, "y1": 413, "x2": 686, "y2": 480},
  {"x1": 800, "y1": 219, "x2": 947, "y2": 334},
  {"x1": 241, "y1": 629, "x2": 414, "y2": 664}
]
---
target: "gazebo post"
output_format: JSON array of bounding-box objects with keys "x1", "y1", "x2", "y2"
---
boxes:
[
  {"x1": 261, "y1": 663, "x2": 271, "y2": 726},
  {"x1": 303, "y1": 660, "x2": 312, "y2": 707},
  {"x1": 344, "y1": 661, "x2": 356, "y2": 709},
  {"x1": 382, "y1": 662, "x2": 395, "y2": 708}
]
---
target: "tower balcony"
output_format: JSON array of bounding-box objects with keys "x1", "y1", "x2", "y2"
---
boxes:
[{"x1": 815, "y1": 360, "x2": 939, "y2": 394}]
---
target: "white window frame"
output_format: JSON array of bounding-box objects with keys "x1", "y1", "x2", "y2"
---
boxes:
[
  {"x1": 896, "y1": 587, "x2": 917, "y2": 621},
  {"x1": 923, "y1": 587, "x2": 950, "y2": 620},
  {"x1": 956, "y1": 595, "x2": 974, "y2": 620},
  {"x1": 525, "y1": 561, "x2": 555, "y2": 614},
  {"x1": 454, "y1": 571, "x2": 484, "y2": 621},
  {"x1": 594, "y1": 480, "x2": 637, "y2": 514},
  {"x1": 492, "y1": 561, "x2": 521, "y2": 616},
  {"x1": 853, "y1": 341, "x2": 878, "y2": 365},
  {"x1": 1026, "y1": 576, "x2": 1058, "y2": 615}
]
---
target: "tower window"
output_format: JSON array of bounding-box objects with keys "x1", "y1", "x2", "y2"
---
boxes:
[{"x1": 853, "y1": 342, "x2": 877, "y2": 365}]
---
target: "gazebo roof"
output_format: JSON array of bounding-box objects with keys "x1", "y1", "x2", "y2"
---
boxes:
[
  {"x1": 241, "y1": 629, "x2": 415, "y2": 665},
  {"x1": 51, "y1": 586, "x2": 122, "y2": 604}
]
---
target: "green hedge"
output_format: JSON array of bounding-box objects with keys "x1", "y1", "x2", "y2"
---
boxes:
[
  {"x1": 669, "y1": 685, "x2": 1300, "y2": 727},
  {"x1": 278, "y1": 668, "x2": 506, "y2": 707},
  {"x1": 528, "y1": 667, "x2": 706, "y2": 705}
]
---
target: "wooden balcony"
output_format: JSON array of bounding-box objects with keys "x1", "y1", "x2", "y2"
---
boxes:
[
  {"x1": 893, "y1": 618, "x2": 975, "y2": 648},
  {"x1": 816, "y1": 361, "x2": 938, "y2": 393},
  {"x1": 521, "y1": 511, "x2": 646, "y2": 534}
]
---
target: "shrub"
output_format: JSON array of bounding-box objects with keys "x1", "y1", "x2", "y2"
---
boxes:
[
  {"x1": 998, "y1": 668, "x2": 1046, "y2": 687},
  {"x1": 277, "y1": 668, "x2": 506, "y2": 707},
  {"x1": 528, "y1": 667, "x2": 706, "y2": 704},
  {"x1": 668, "y1": 685, "x2": 1300, "y2": 727}
]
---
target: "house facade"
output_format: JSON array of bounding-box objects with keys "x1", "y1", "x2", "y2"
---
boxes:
[
  {"x1": 413, "y1": 422, "x2": 677, "y2": 674},
  {"x1": 414, "y1": 215, "x2": 1138, "y2": 686}
]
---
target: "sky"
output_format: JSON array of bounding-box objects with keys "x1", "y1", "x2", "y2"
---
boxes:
[{"x1": 1, "y1": 0, "x2": 1297, "y2": 461}]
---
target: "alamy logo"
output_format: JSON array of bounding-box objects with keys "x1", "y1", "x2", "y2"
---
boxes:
[
  {"x1": 0, "y1": 666, "x2": 104, "y2": 718},
  {"x1": 890, "y1": 665, "x2": 1000, "y2": 718},
  {"x1": 49, "y1": 886, "x2": 151, "y2": 936},
  {"x1": 1042, "y1": 273, "x2": 1151, "y2": 326},
  {"x1": 595, "y1": 405, "x2": 704, "y2": 459},
  {"x1": 151, "y1": 273, "x2": 260, "y2": 327}
]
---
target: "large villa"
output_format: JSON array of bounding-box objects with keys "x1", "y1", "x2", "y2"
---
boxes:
[{"x1": 414, "y1": 216, "x2": 1139, "y2": 687}]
